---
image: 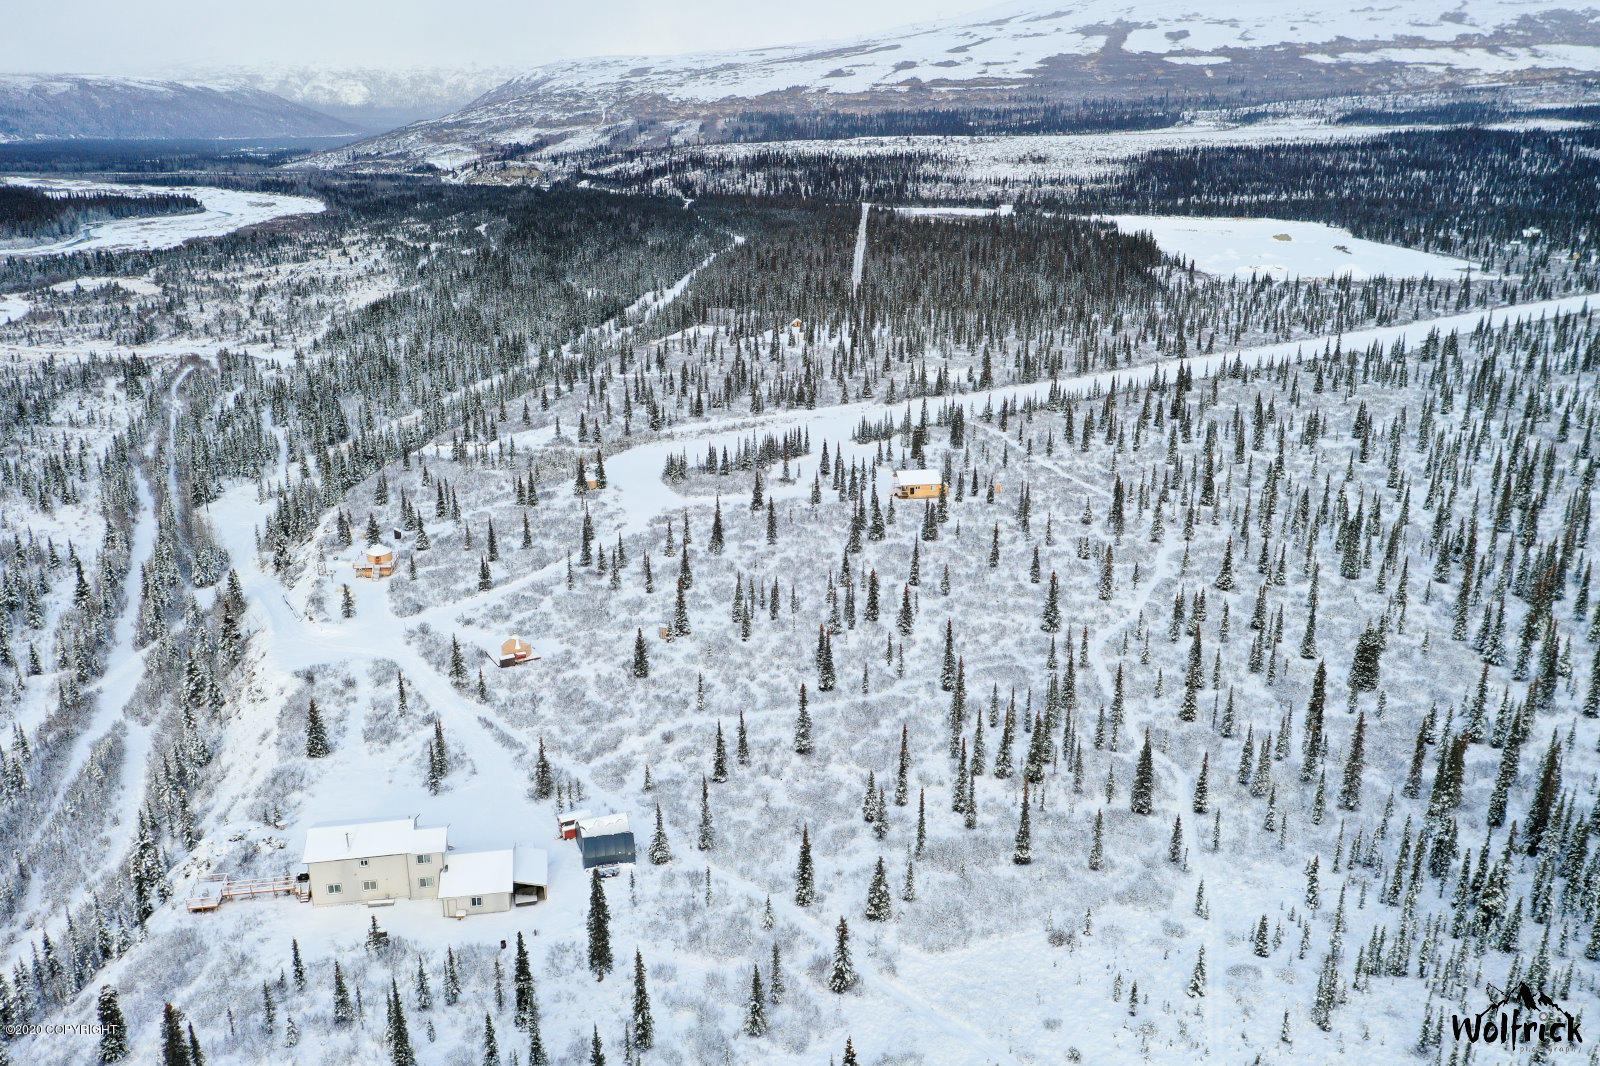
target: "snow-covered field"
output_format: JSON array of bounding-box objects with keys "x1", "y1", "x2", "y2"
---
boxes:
[
  {"x1": 0, "y1": 293, "x2": 28, "y2": 324},
  {"x1": 1094, "y1": 214, "x2": 1488, "y2": 280},
  {"x1": 0, "y1": 177, "x2": 324, "y2": 256}
]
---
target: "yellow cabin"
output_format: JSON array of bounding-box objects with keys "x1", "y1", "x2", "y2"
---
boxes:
[{"x1": 893, "y1": 469, "x2": 945, "y2": 500}]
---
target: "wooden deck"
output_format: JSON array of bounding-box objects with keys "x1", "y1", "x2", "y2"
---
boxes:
[{"x1": 185, "y1": 875, "x2": 308, "y2": 912}]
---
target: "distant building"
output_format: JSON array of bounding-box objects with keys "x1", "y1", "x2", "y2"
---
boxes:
[
  {"x1": 893, "y1": 469, "x2": 945, "y2": 500},
  {"x1": 353, "y1": 546, "x2": 395, "y2": 578},
  {"x1": 301, "y1": 816, "x2": 446, "y2": 907}
]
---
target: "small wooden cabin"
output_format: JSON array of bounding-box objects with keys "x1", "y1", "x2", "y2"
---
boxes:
[
  {"x1": 353, "y1": 546, "x2": 395, "y2": 578},
  {"x1": 498, "y1": 637, "x2": 536, "y2": 668},
  {"x1": 893, "y1": 469, "x2": 946, "y2": 500}
]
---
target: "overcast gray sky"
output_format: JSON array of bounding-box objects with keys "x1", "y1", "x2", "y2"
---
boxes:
[{"x1": 3, "y1": 0, "x2": 987, "y2": 74}]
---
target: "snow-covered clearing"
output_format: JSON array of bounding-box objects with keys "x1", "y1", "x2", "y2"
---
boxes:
[
  {"x1": 850, "y1": 202, "x2": 869, "y2": 293},
  {"x1": 1094, "y1": 214, "x2": 1488, "y2": 280},
  {"x1": 0, "y1": 294, "x2": 28, "y2": 325},
  {"x1": 0, "y1": 177, "x2": 324, "y2": 256}
]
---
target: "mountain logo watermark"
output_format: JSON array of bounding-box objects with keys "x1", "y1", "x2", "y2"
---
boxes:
[{"x1": 1450, "y1": 982, "x2": 1582, "y2": 1051}]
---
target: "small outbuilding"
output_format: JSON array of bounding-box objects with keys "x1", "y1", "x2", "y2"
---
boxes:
[
  {"x1": 893, "y1": 469, "x2": 945, "y2": 500},
  {"x1": 353, "y1": 546, "x2": 396, "y2": 578},
  {"x1": 576, "y1": 814, "x2": 636, "y2": 872},
  {"x1": 498, "y1": 637, "x2": 536, "y2": 668},
  {"x1": 557, "y1": 809, "x2": 593, "y2": 841}
]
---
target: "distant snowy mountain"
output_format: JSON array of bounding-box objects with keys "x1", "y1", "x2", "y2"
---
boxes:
[
  {"x1": 169, "y1": 65, "x2": 523, "y2": 132},
  {"x1": 310, "y1": 0, "x2": 1600, "y2": 170},
  {"x1": 0, "y1": 74, "x2": 360, "y2": 143}
]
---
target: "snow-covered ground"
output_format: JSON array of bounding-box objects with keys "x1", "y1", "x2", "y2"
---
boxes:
[
  {"x1": 0, "y1": 293, "x2": 28, "y2": 324},
  {"x1": 0, "y1": 178, "x2": 324, "y2": 257},
  {"x1": 1094, "y1": 214, "x2": 1489, "y2": 280}
]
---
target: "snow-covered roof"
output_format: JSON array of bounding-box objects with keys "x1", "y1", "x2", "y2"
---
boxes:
[
  {"x1": 578, "y1": 814, "x2": 629, "y2": 837},
  {"x1": 301, "y1": 816, "x2": 447, "y2": 865},
  {"x1": 894, "y1": 469, "x2": 942, "y2": 484},
  {"x1": 512, "y1": 845, "x2": 549, "y2": 886},
  {"x1": 438, "y1": 849, "x2": 513, "y2": 899},
  {"x1": 558, "y1": 809, "x2": 593, "y2": 826}
]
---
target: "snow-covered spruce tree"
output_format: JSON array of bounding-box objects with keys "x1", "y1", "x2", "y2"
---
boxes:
[
  {"x1": 631, "y1": 628, "x2": 649, "y2": 679},
  {"x1": 865, "y1": 857, "x2": 892, "y2": 920},
  {"x1": 1041, "y1": 571, "x2": 1061, "y2": 633},
  {"x1": 305, "y1": 698, "x2": 330, "y2": 759},
  {"x1": 648, "y1": 804, "x2": 672, "y2": 864},
  {"x1": 386, "y1": 978, "x2": 416, "y2": 1066},
  {"x1": 514, "y1": 933, "x2": 536, "y2": 1031},
  {"x1": 742, "y1": 965, "x2": 767, "y2": 1037},
  {"x1": 828, "y1": 917, "x2": 858, "y2": 993},
  {"x1": 793, "y1": 684, "x2": 814, "y2": 754},
  {"x1": 1130, "y1": 731, "x2": 1155, "y2": 815},
  {"x1": 632, "y1": 950, "x2": 654, "y2": 1049},
  {"x1": 795, "y1": 825, "x2": 816, "y2": 906},
  {"x1": 1012, "y1": 783, "x2": 1033, "y2": 865},
  {"x1": 98, "y1": 985, "x2": 128, "y2": 1062},
  {"x1": 533, "y1": 737, "x2": 554, "y2": 799},
  {"x1": 697, "y1": 776, "x2": 715, "y2": 850},
  {"x1": 587, "y1": 870, "x2": 613, "y2": 981},
  {"x1": 1088, "y1": 809, "x2": 1105, "y2": 870}
]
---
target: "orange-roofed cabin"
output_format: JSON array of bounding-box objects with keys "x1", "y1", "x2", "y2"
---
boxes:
[{"x1": 498, "y1": 637, "x2": 535, "y2": 668}]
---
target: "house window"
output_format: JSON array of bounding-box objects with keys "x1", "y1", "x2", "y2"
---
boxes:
[
  {"x1": 418, "y1": 877, "x2": 434, "y2": 888},
  {"x1": 359, "y1": 859, "x2": 369, "y2": 867},
  {"x1": 470, "y1": 896, "x2": 483, "y2": 907},
  {"x1": 416, "y1": 855, "x2": 431, "y2": 864},
  {"x1": 362, "y1": 880, "x2": 377, "y2": 892},
  {"x1": 326, "y1": 884, "x2": 342, "y2": 894}
]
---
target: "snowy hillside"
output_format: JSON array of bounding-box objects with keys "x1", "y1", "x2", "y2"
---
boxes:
[
  {"x1": 0, "y1": 74, "x2": 360, "y2": 142},
  {"x1": 311, "y1": 0, "x2": 1600, "y2": 170},
  {"x1": 167, "y1": 65, "x2": 524, "y2": 131}
]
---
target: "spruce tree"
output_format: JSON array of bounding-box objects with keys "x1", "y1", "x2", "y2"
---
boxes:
[
  {"x1": 1338, "y1": 711, "x2": 1366, "y2": 811},
  {"x1": 793, "y1": 684, "x2": 813, "y2": 754},
  {"x1": 864, "y1": 857, "x2": 892, "y2": 920},
  {"x1": 513, "y1": 933, "x2": 535, "y2": 1030},
  {"x1": 98, "y1": 986, "x2": 128, "y2": 1063},
  {"x1": 631, "y1": 629, "x2": 649, "y2": 679},
  {"x1": 159, "y1": 1004, "x2": 189, "y2": 1066},
  {"x1": 828, "y1": 917, "x2": 858, "y2": 993},
  {"x1": 795, "y1": 825, "x2": 816, "y2": 906},
  {"x1": 587, "y1": 871, "x2": 613, "y2": 981},
  {"x1": 648, "y1": 803, "x2": 672, "y2": 864},
  {"x1": 305, "y1": 698, "x2": 330, "y2": 758},
  {"x1": 1131, "y1": 732, "x2": 1155, "y2": 815},
  {"x1": 742, "y1": 966, "x2": 768, "y2": 1037},
  {"x1": 1012, "y1": 783, "x2": 1034, "y2": 865},
  {"x1": 632, "y1": 951, "x2": 654, "y2": 1050},
  {"x1": 697, "y1": 776, "x2": 715, "y2": 850}
]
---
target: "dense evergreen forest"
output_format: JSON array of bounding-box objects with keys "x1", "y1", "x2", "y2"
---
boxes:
[
  {"x1": 719, "y1": 99, "x2": 1185, "y2": 141},
  {"x1": 0, "y1": 184, "x2": 200, "y2": 242}
]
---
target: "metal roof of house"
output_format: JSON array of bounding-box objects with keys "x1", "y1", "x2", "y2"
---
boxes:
[
  {"x1": 577, "y1": 814, "x2": 629, "y2": 837},
  {"x1": 512, "y1": 845, "x2": 549, "y2": 887},
  {"x1": 894, "y1": 469, "x2": 942, "y2": 484},
  {"x1": 438, "y1": 849, "x2": 513, "y2": 899},
  {"x1": 301, "y1": 816, "x2": 447, "y2": 865},
  {"x1": 579, "y1": 831, "x2": 636, "y2": 869}
]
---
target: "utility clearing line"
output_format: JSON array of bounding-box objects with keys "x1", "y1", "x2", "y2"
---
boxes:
[{"x1": 852, "y1": 202, "x2": 870, "y2": 293}]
